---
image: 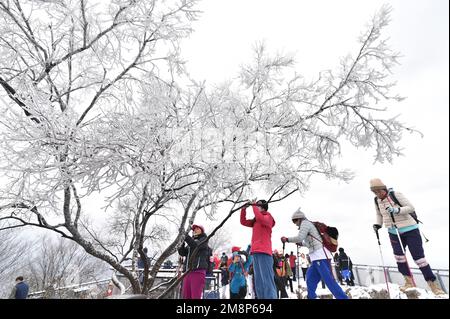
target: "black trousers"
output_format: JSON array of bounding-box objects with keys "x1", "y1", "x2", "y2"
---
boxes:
[
  {"x1": 274, "y1": 276, "x2": 289, "y2": 298},
  {"x1": 286, "y1": 276, "x2": 294, "y2": 293},
  {"x1": 230, "y1": 286, "x2": 247, "y2": 299},
  {"x1": 301, "y1": 267, "x2": 308, "y2": 279}
]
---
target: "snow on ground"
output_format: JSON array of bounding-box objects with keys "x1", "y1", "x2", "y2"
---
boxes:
[
  {"x1": 346, "y1": 283, "x2": 448, "y2": 299},
  {"x1": 295, "y1": 279, "x2": 449, "y2": 299},
  {"x1": 208, "y1": 278, "x2": 449, "y2": 299}
]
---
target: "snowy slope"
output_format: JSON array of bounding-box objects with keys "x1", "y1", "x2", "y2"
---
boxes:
[{"x1": 210, "y1": 278, "x2": 449, "y2": 299}]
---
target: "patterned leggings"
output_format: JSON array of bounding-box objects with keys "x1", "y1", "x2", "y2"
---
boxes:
[{"x1": 389, "y1": 228, "x2": 436, "y2": 281}]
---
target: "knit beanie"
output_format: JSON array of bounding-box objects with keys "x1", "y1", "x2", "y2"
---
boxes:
[
  {"x1": 370, "y1": 178, "x2": 387, "y2": 191},
  {"x1": 291, "y1": 207, "x2": 306, "y2": 220}
]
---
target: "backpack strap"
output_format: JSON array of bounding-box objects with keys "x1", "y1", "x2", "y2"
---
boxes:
[
  {"x1": 230, "y1": 260, "x2": 247, "y2": 282},
  {"x1": 375, "y1": 192, "x2": 421, "y2": 224},
  {"x1": 374, "y1": 192, "x2": 401, "y2": 208},
  {"x1": 309, "y1": 224, "x2": 331, "y2": 260},
  {"x1": 389, "y1": 191, "x2": 421, "y2": 223},
  {"x1": 388, "y1": 191, "x2": 401, "y2": 206},
  {"x1": 229, "y1": 265, "x2": 234, "y2": 281},
  {"x1": 309, "y1": 224, "x2": 323, "y2": 245},
  {"x1": 240, "y1": 261, "x2": 247, "y2": 277},
  {"x1": 374, "y1": 196, "x2": 380, "y2": 212}
]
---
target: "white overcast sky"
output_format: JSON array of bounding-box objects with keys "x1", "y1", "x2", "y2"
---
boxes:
[{"x1": 181, "y1": 0, "x2": 449, "y2": 269}]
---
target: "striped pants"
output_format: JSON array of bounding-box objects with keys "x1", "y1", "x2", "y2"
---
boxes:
[{"x1": 389, "y1": 228, "x2": 436, "y2": 281}]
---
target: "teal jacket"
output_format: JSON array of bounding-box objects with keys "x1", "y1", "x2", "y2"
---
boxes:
[{"x1": 228, "y1": 253, "x2": 253, "y2": 294}]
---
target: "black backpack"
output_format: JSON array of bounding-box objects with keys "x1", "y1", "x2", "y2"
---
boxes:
[{"x1": 374, "y1": 190, "x2": 421, "y2": 224}]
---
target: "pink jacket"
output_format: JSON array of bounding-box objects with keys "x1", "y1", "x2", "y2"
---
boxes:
[{"x1": 240, "y1": 205, "x2": 275, "y2": 256}]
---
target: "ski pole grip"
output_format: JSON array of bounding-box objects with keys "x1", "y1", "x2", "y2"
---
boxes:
[{"x1": 374, "y1": 228, "x2": 380, "y2": 240}]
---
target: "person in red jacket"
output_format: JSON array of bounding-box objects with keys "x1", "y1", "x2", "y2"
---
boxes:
[
  {"x1": 240, "y1": 199, "x2": 277, "y2": 299},
  {"x1": 213, "y1": 253, "x2": 220, "y2": 270},
  {"x1": 289, "y1": 251, "x2": 297, "y2": 281}
]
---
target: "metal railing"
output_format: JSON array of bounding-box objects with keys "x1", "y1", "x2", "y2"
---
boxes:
[
  {"x1": 27, "y1": 263, "x2": 448, "y2": 298},
  {"x1": 114, "y1": 268, "x2": 222, "y2": 298},
  {"x1": 27, "y1": 278, "x2": 112, "y2": 299}
]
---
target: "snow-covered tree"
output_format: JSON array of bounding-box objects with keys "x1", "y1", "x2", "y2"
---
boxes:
[
  {"x1": 207, "y1": 226, "x2": 232, "y2": 255},
  {"x1": 24, "y1": 236, "x2": 109, "y2": 298},
  {"x1": 0, "y1": 1, "x2": 418, "y2": 296}
]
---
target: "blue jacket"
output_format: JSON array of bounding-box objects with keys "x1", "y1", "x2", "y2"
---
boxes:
[
  {"x1": 15, "y1": 282, "x2": 29, "y2": 299},
  {"x1": 228, "y1": 254, "x2": 253, "y2": 294}
]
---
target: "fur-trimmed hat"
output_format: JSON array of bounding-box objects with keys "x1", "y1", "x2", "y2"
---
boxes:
[{"x1": 370, "y1": 178, "x2": 387, "y2": 191}]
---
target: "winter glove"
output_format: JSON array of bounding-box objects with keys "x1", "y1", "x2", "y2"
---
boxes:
[
  {"x1": 244, "y1": 199, "x2": 256, "y2": 208},
  {"x1": 386, "y1": 207, "x2": 400, "y2": 214},
  {"x1": 373, "y1": 224, "x2": 382, "y2": 232},
  {"x1": 281, "y1": 236, "x2": 288, "y2": 243}
]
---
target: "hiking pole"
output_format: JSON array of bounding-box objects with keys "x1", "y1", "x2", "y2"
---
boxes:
[
  {"x1": 374, "y1": 227, "x2": 391, "y2": 298},
  {"x1": 387, "y1": 189, "x2": 430, "y2": 243},
  {"x1": 385, "y1": 194, "x2": 418, "y2": 287},
  {"x1": 420, "y1": 229, "x2": 430, "y2": 243},
  {"x1": 387, "y1": 208, "x2": 417, "y2": 288}
]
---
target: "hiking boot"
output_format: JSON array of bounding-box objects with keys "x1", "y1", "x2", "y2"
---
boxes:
[
  {"x1": 427, "y1": 280, "x2": 446, "y2": 295},
  {"x1": 399, "y1": 276, "x2": 415, "y2": 292}
]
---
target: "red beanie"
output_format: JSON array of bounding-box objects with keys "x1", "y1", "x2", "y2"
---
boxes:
[
  {"x1": 191, "y1": 224, "x2": 205, "y2": 233},
  {"x1": 231, "y1": 246, "x2": 241, "y2": 253}
]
